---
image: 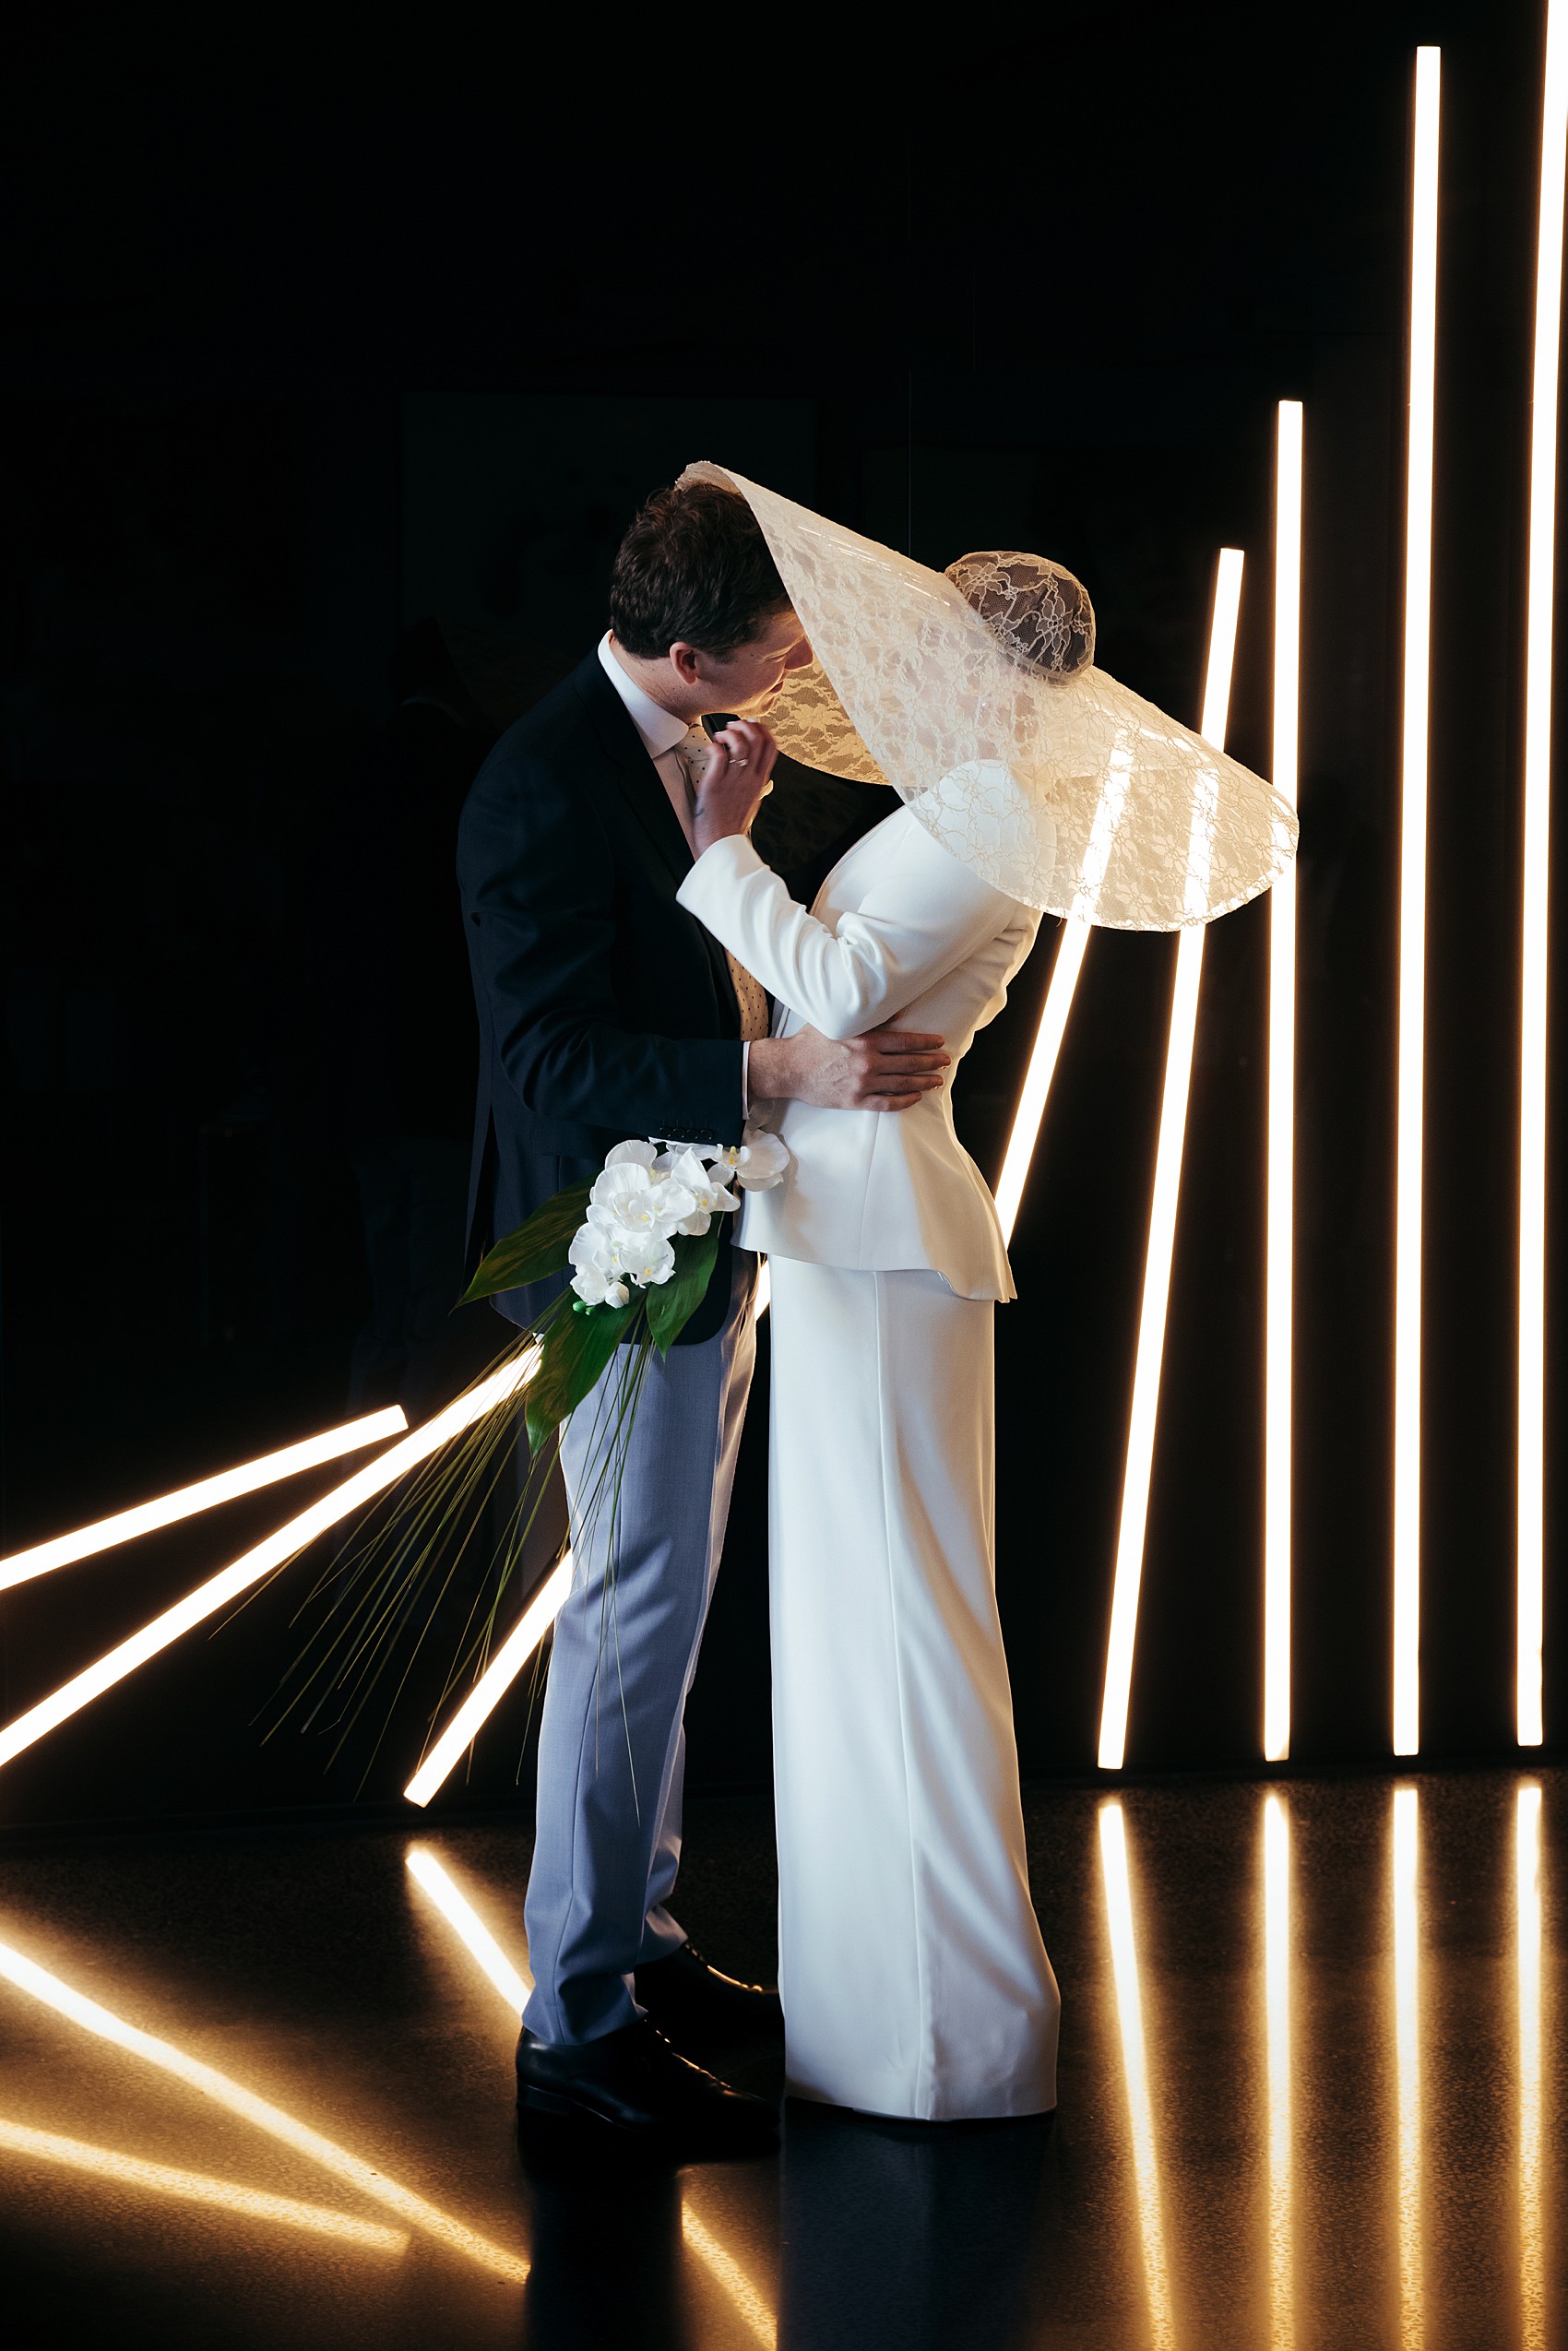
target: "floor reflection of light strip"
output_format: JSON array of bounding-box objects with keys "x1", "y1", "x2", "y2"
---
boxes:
[
  {"x1": 683, "y1": 2206, "x2": 777, "y2": 2349},
  {"x1": 404, "y1": 1550, "x2": 575, "y2": 1806},
  {"x1": 1391, "y1": 1786, "x2": 1422, "y2": 2347},
  {"x1": 406, "y1": 1848, "x2": 531, "y2": 2013},
  {"x1": 0, "y1": 1934, "x2": 529, "y2": 2282},
  {"x1": 404, "y1": 1844, "x2": 777, "y2": 2344},
  {"x1": 0, "y1": 2117, "x2": 408, "y2": 2255},
  {"x1": 994, "y1": 920, "x2": 1092, "y2": 1243},
  {"x1": 1394, "y1": 47, "x2": 1442, "y2": 1759},
  {"x1": 1263, "y1": 1794, "x2": 1294, "y2": 2347},
  {"x1": 1265, "y1": 400, "x2": 1302, "y2": 1763},
  {"x1": 0, "y1": 1347, "x2": 539, "y2": 1776},
  {"x1": 1098, "y1": 1802, "x2": 1177, "y2": 2351},
  {"x1": 1098, "y1": 549, "x2": 1244, "y2": 1771},
  {"x1": 1516, "y1": 1784, "x2": 1544, "y2": 2349},
  {"x1": 0, "y1": 1407, "x2": 408, "y2": 1594},
  {"x1": 1519, "y1": 2, "x2": 1568, "y2": 1751}
]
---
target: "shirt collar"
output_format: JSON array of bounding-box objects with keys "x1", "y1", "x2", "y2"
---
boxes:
[{"x1": 597, "y1": 634, "x2": 692, "y2": 757}]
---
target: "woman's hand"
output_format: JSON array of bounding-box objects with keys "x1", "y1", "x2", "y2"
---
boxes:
[{"x1": 692, "y1": 719, "x2": 779, "y2": 856}]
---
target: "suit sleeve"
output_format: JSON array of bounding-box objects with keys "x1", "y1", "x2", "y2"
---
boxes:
[
  {"x1": 676, "y1": 819, "x2": 1030, "y2": 1041},
  {"x1": 459, "y1": 753, "x2": 744, "y2": 1143}
]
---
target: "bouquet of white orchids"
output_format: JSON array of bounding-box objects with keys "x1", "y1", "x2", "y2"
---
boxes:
[
  {"x1": 462, "y1": 1125, "x2": 789, "y2": 1453},
  {"x1": 567, "y1": 1134, "x2": 789, "y2": 1309}
]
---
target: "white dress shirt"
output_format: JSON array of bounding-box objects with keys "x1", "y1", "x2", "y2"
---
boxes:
[{"x1": 597, "y1": 634, "x2": 756, "y2": 1115}]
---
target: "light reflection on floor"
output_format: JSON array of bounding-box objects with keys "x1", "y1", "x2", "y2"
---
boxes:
[{"x1": 0, "y1": 1770, "x2": 1561, "y2": 2349}]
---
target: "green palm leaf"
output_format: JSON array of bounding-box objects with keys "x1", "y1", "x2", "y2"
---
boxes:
[
  {"x1": 647, "y1": 1228, "x2": 721, "y2": 1354},
  {"x1": 525, "y1": 1295, "x2": 638, "y2": 1452},
  {"x1": 462, "y1": 1181, "x2": 594, "y2": 1303}
]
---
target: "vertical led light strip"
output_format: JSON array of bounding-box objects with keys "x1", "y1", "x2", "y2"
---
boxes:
[
  {"x1": 1265, "y1": 402, "x2": 1303, "y2": 1763},
  {"x1": 1516, "y1": 1785, "x2": 1545, "y2": 2350},
  {"x1": 994, "y1": 920, "x2": 1092, "y2": 1241},
  {"x1": 1098, "y1": 1802, "x2": 1177, "y2": 2350},
  {"x1": 1098, "y1": 549, "x2": 1245, "y2": 1771},
  {"x1": 1518, "y1": 0, "x2": 1568, "y2": 1751},
  {"x1": 1391, "y1": 1786, "x2": 1422, "y2": 2347},
  {"x1": 1393, "y1": 47, "x2": 1442, "y2": 1759},
  {"x1": 1262, "y1": 1794, "x2": 1294, "y2": 2348}
]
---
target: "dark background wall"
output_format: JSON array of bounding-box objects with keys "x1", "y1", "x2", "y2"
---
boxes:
[{"x1": 1, "y1": 4, "x2": 1562, "y2": 1832}]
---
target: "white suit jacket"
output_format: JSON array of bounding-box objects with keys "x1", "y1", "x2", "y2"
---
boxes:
[{"x1": 676, "y1": 805, "x2": 1044, "y2": 1300}]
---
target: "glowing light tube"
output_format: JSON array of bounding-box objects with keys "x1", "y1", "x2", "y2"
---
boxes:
[
  {"x1": 753, "y1": 1260, "x2": 772, "y2": 1322},
  {"x1": 1393, "y1": 48, "x2": 1442, "y2": 1759},
  {"x1": 406, "y1": 1842, "x2": 777, "y2": 2342},
  {"x1": 1265, "y1": 401, "x2": 1302, "y2": 1764},
  {"x1": 1098, "y1": 549, "x2": 1245, "y2": 1772},
  {"x1": 1517, "y1": 1784, "x2": 1544, "y2": 2350},
  {"x1": 1262, "y1": 1794, "x2": 1294, "y2": 2347},
  {"x1": 0, "y1": 1348, "x2": 538, "y2": 1777},
  {"x1": 0, "y1": 1934, "x2": 528, "y2": 2282},
  {"x1": 1519, "y1": 4, "x2": 1568, "y2": 1751},
  {"x1": 0, "y1": 1407, "x2": 408, "y2": 1594},
  {"x1": 994, "y1": 920, "x2": 1092, "y2": 1243},
  {"x1": 406, "y1": 1848, "x2": 531, "y2": 2013},
  {"x1": 0, "y1": 2117, "x2": 408, "y2": 2254},
  {"x1": 1098, "y1": 1803, "x2": 1177, "y2": 2350},
  {"x1": 1391, "y1": 1786, "x2": 1422, "y2": 2343},
  {"x1": 403, "y1": 1549, "x2": 575, "y2": 1806}
]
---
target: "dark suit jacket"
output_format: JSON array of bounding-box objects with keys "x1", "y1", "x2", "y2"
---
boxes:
[{"x1": 457, "y1": 650, "x2": 746, "y2": 1344}]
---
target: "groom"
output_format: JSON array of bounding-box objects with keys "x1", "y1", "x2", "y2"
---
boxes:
[{"x1": 457, "y1": 476, "x2": 949, "y2": 2156}]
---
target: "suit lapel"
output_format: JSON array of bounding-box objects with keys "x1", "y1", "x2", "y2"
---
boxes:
[
  {"x1": 574, "y1": 657, "x2": 693, "y2": 885},
  {"x1": 570, "y1": 656, "x2": 742, "y2": 1035}
]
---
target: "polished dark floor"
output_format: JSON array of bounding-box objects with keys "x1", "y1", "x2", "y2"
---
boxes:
[{"x1": 0, "y1": 1770, "x2": 1562, "y2": 2348}]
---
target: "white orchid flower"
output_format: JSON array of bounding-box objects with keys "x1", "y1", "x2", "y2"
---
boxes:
[
  {"x1": 709, "y1": 1126, "x2": 792, "y2": 1193},
  {"x1": 663, "y1": 1146, "x2": 741, "y2": 1235},
  {"x1": 603, "y1": 1140, "x2": 659, "y2": 1170},
  {"x1": 568, "y1": 1226, "x2": 630, "y2": 1308},
  {"x1": 588, "y1": 1159, "x2": 699, "y2": 1238},
  {"x1": 600, "y1": 1226, "x2": 676, "y2": 1288}
]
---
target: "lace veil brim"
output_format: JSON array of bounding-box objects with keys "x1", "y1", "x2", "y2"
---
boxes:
[{"x1": 680, "y1": 462, "x2": 1298, "y2": 931}]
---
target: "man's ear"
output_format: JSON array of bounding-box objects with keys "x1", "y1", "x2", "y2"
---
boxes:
[{"x1": 669, "y1": 641, "x2": 703, "y2": 686}]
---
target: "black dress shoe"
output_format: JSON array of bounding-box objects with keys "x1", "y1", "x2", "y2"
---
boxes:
[
  {"x1": 635, "y1": 1941, "x2": 783, "y2": 2046},
  {"x1": 516, "y1": 2017, "x2": 778, "y2": 2158}
]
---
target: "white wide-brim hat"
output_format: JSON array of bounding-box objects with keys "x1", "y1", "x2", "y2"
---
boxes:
[{"x1": 681, "y1": 463, "x2": 1297, "y2": 932}]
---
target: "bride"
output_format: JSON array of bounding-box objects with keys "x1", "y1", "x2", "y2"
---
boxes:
[{"x1": 671, "y1": 469, "x2": 1295, "y2": 2121}]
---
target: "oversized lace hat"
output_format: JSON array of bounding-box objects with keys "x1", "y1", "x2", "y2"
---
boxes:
[{"x1": 679, "y1": 463, "x2": 1297, "y2": 931}]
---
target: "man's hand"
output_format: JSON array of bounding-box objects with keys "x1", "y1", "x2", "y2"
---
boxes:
[
  {"x1": 692, "y1": 719, "x2": 780, "y2": 855},
  {"x1": 749, "y1": 1020, "x2": 949, "y2": 1113}
]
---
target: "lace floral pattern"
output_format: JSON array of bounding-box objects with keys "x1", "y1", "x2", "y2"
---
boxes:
[
  {"x1": 944, "y1": 549, "x2": 1096, "y2": 679},
  {"x1": 681, "y1": 464, "x2": 1298, "y2": 932}
]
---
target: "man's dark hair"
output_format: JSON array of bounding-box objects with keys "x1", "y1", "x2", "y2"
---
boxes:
[{"x1": 609, "y1": 480, "x2": 792, "y2": 659}]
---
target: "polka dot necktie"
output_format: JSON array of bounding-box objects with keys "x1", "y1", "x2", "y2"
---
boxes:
[{"x1": 672, "y1": 727, "x2": 771, "y2": 1043}]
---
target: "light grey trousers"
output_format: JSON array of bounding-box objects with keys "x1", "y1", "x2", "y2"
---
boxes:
[{"x1": 522, "y1": 1252, "x2": 757, "y2": 2044}]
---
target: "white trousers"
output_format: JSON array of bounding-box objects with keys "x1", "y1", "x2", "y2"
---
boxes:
[{"x1": 767, "y1": 1258, "x2": 1060, "y2": 2120}]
